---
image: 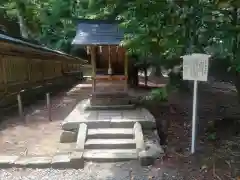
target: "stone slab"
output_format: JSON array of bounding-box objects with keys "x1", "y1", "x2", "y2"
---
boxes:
[
  {"x1": 85, "y1": 104, "x2": 136, "y2": 111},
  {"x1": 60, "y1": 130, "x2": 77, "y2": 143},
  {"x1": 62, "y1": 107, "x2": 156, "y2": 130},
  {"x1": 110, "y1": 118, "x2": 155, "y2": 129},
  {"x1": 98, "y1": 111, "x2": 122, "y2": 117},
  {"x1": 15, "y1": 156, "x2": 52, "y2": 168},
  {"x1": 0, "y1": 155, "x2": 19, "y2": 168},
  {"x1": 88, "y1": 128, "x2": 133, "y2": 139},
  {"x1": 62, "y1": 103, "x2": 98, "y2": 130},
  {"x1": 51, "y1": 154, "x2": 71, "y2": 169},
  {"x1": 63, "y1": 120, "x2": 111, "y2": 130},
  {"x1": 70, "y1": 151, "x2": 84, "y2": 169},
  {"x1": 76, "y1": 123, "x2": 87, "y2": 151},
  {"x1": 122, "y1": 109, "x2": 143, "y2": 119},
  {"x1": 84, "y1": 149, "x2": 138, "y2": 162},
  {"x1": 85, "y1": 139, "x2": 136, "y2": 149}
]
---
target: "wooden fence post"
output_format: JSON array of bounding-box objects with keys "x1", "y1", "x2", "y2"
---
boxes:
[
  {"x1": 46, "y1": 93, "x2": 51, "y2": 121},
  {"x1": 17, "y1": 93, "x2": 24, "y2": 120}
]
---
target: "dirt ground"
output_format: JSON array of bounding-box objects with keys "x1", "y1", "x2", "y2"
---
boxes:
[
  {"x1": 0, "y1": 78, "x2": 239, "y2": 179},
  {"x1": 143, "y1": 80, "x2": 240, "y2": 179},
  {"x1": 0, "y1": 82, "x2": 91, "y2": 156}
]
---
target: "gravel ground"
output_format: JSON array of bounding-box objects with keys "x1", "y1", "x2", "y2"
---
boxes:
[{"x1": 0, "y1": 161, "x2": 182, "y2": 180}]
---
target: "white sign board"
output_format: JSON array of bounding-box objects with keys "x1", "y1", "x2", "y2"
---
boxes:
[
  {"x1": 181, "y1": 53, "x2": 211, "y2": 154},
  {"x1": 182, "y1": 53, "x2": 210, "y2": 81}
]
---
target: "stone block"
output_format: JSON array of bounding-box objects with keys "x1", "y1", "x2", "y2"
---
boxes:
[
  {"x1": 51, "y1": 153, "x2": 71, "y2": 169},
  {"x1": 139, "y1": 151, "x2": 155, "y2": 166},
  {"x1": 134, "y1": 122, "x2": 145, "y2": 153},
  {"x1": 15, "y1": 156, "x2": 51, "y2": 168},
  {"x1": 76, "y1": 123, "x2": 87, "y2": 151},
  {"x1": 139, "y1": 141, "x2": 164, "y2": 166},
  {"x1": 141, "y1": 108, "x2": 155, "y2": 122},
  {"x1": 60, "y1": 131, "x2": 77, "y2": 143},
  {"x1": 70, "y1": 151, "x2": 84, "y2": 169},
  {"x1": 0, "y1": 155, "x2": 19, "y2": 168}
]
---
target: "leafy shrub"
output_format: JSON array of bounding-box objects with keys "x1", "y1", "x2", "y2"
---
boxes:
[{"x1": 145, "y1": 86, "x2": 168, "y2": 102}]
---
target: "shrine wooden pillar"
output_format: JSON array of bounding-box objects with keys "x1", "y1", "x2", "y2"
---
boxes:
[{"x1": 91, "y1": 46, "x2": 96, "y2": 93}]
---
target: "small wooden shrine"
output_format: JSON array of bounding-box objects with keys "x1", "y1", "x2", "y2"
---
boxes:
[{"x1": 72, "y1": 19, "x2": 133, "y2": 107}]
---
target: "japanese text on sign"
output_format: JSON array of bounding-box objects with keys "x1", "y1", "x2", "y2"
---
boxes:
[{"x1": 182, "y1": 54, "x2": 210, "y2": 82}]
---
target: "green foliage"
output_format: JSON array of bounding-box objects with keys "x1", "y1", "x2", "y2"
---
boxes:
[
  {"x1": 1, "y1": 0, "x2": 240, "y2": 93},
  {"x1": 207, "y1": 132, "x2": 217, "y2": 141},
  {"x1": 150, "y1": 87, "x2": 168, "y2": 102},
  {"x1": 143, "y1": 86, "x2": 169, "y2": 102}
]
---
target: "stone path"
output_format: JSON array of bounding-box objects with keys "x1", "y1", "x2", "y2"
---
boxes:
[
  {"x1": 0, "y1": 161, "x2": 182, "y2": 180},
  {"x1": 0, "y1": 99, "x2": 163, "y2": 169}
]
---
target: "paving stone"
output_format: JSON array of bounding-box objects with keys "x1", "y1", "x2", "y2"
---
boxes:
[
  {"x1": 62, "y1": 107, "x2": 97, "y2": 130},
  {"x1": 15, "y1": 156, "x2": 52, "y2": 168},
  {"x1": 76, "y1": 123, "x2": 87, "y2": 151},
  {"x1": 51, "y1": 154, "x2": 71, "y2": 169},
  {"x1": 0, "y1": 155, "x2": 19, "y2": 168},
  {"x1": 60, "y1": 130, "x2": 77, "y2": 143},
  {"x1": 70, "y1": 151, "x2": 84, "y2": 169}
]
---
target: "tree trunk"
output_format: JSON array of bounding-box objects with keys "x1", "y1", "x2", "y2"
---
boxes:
[
  {"x1": 144, "y1": 67, "x2": 147, "y2": 86},
  {"x1": 155, "y1": 66, "x2": 161, "y2": 76},
  {"x1": 235, "y1": 72, "x2": 240, "y2": 102},
  {"x1": 232, "y1": 8, "x2": 240, "y2": 101},
  {"x1": 16, "y1": 9, "x2": 29, "y2": 39}
]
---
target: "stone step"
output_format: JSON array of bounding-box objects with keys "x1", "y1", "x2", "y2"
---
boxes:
[
  {"x1": 85, "y1": 104, "x2": 136, "y2": 111},
  {"x1": 110, "y1": 119, "x2": 155, "y2": 129},
  {"x1": 83, "y1": 149, "x2": 138, "y2": 162},
  {"x1": 85, "y1": 139, "x2": 136, "y2": 149},
  {"x1": 62, "y1": 119, "x2": 155, "y2": 131},
  {"x1": 87, "y1": 128, "x2": 134, "y2": 139}
]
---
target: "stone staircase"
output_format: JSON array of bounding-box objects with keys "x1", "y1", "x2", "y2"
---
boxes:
[
  {"x1": 83, "y1": 127, "x2": 138, "y2": 162},
  {"x1": 60, "y1": 101, "x2": 164, "y2": 166}
]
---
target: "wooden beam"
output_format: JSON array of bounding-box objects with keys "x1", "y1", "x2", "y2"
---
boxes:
[{"x1": 91, "y1": 46, "x2": 96, "y2": 93}]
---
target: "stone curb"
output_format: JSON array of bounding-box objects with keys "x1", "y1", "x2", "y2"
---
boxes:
[
  {"x1": 76, "y1": 123, "x2": 87, "y2": 151},
  {"x1": 134, "y1": 122, "x2": 145, "y2": 154},
  {"x1": 0, "y1": 153, "x2": 84, "y2": 169},
  {"x1": 60, "y1": 130, "x2": 77, "y2": 143}
]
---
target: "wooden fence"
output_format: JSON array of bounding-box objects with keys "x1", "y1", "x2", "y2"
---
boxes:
[{"x1": 0, "y1": 33, "x2": 86, "y2": 109}]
